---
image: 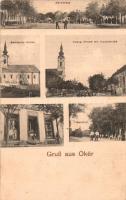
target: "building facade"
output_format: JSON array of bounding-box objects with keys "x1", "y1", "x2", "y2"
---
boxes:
[
  {"x1": 111, "y1": 65, "x2": 126, "y2": 95},
  {"x1": 0, "y1": 42, "x2": 40, "y2": 87},
  {"x1": 0, "y1": 108, "x2": 63, "y2": 145}
]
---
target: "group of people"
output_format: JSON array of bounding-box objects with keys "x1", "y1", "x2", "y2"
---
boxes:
[
  {"x1": 56, "y1": 19, "x2": 68, "y2": 29},
  {"x1": 90, "y1": 129, "x2": 126, "y2": 141},
  {"x1": 90, "y1": 130, "x2": 100, "y2": 141}
]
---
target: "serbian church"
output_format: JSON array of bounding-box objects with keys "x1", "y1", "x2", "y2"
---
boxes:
[
  {"x1": 0, "y1": 42, "x2": 40, "y2": 87},
  {"x1": 46, "y1": 43, "x2": 65, "y2": 88}
]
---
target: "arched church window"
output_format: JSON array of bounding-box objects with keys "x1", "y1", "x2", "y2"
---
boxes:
[
  {"x1": 10, "y1": 74, "x2": 13, "y2": 79},
  {"x1": 34, "y1": 75, "x2": 36, "y2": 79},
  {"x1": 60, "y1": 61, "x2": 62, "y2": 67},
  {"x1": 27, "y1": 75, "x2": 30, "y2": 79},
  {"x1": 3, "y1": 74, "x2": 6, "y2": 79}
]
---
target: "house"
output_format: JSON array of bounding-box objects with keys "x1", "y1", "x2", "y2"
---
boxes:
[
  {"x1": 0, "y1": 42, "x2": 40, "y2": 87},
  {"x1": 111, "y1": 65, "x2": 126, "y2": 95},
  {"x1": 0, "y1": 106, "x2": 63, "y2": 146}
]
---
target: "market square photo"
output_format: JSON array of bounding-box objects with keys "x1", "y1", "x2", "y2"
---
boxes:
[
  {"x1": 1, "y1": 0, "x2": 126, "y2": 29},
  {"x1": 46, "y1": 34, "x2": 126, "y2": 97},
  {"x1": 69, "y1": 103, "x2": 126, "y2": 142},
  {"x1": 0, "y1": 35, "x2": 40, "y2": 97},
  {"x1": 0, "y1": 104, "x2": 64, "y2": 147}
]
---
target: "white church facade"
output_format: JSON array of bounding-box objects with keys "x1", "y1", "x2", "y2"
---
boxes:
[{"x1": 0, "y1": 42, "x2": 40, "y2": 87}]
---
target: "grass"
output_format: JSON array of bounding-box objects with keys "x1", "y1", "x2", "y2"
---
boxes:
[{"x1": 0, "y1": 86, "x2": 40, "y2": 98}]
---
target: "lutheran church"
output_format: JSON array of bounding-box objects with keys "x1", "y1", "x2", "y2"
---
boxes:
[
  {"x1": 46, "y1": 43, "x2": 65, "y2": 89},
  {"x1": 0, "y1": 42, "x2": 40, "y2": 87}
]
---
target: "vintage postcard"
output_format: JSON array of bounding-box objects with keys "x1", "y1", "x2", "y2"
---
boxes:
[{"x1": 0, "y1": 1, "x2": 126, "y2": 200}]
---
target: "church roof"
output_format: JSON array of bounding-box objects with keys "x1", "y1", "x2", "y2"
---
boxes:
[
  {"x1": 112, "y1": 65, "x2": 126, "y2": 77},
  {"x1": 46, "y1": 68, "x2": 59, "y2": 76},
  {"x1": 2, "y1": 65, "x2": 39, "y2": 73}
]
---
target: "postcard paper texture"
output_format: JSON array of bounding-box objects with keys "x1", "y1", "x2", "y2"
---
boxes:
[{"x1": 0, "y1": 0, "x2": 126, "y2": 200}]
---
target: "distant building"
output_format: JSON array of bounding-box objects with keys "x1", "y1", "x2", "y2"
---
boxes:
[
  {"x1": 111, "y1": 65, "x2": 126, "y2": 95},
  {"x1": 46, "y1": 43, "x2": 65, "y2": 88},
  {"x1": 0, "y1": 107, "x2": 63, "y2": 145},
  {"x1": 0, "y1": 42, "x2": 40, "y2": 87}
]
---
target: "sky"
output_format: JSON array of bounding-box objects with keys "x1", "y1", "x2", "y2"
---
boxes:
[
  {"x1": 70, "y1": 103, "x2": 115, "y2": 131},
  {"x1": 46, "y1": 34, "x2": 126, "y2": 86},
  {"x1": 0, "y1": 35, "x2": 40, "y2": 68},
  {"x1": 32, "y1": 0, "x2": 108, "y2": 13}
]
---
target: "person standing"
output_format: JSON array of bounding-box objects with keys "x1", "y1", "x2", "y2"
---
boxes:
[
  {"x1": 90, "y1": 131, "x2": 94, "y2": 141},
  {"x1": 56, "y1": 20, "x2": 60, "y2": 29},
  {"x1": 64, "y1": 19, "x2": 68, "y2": 29},
  {"x1": 95, "y1": 130, "x2": 100, "y2": 141}
]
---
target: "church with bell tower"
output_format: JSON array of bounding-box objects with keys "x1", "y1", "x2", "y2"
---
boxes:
[
  {"x1": 0, "y1": 41, "x2": 40, "y2": 87},
  {"x1": 46, "y1": 43, "x2": 66, "y2": 89},
  {"x1": 57, "y1": 44, "x2": 65, "y2": 80}
]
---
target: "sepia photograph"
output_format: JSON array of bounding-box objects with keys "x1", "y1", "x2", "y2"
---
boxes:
[
  {"x1": 69, "y1": 103, "x2": 126, "y2": 142},
  {"x1": 46, "y1": 34, "x2": 126, "y2": 97},
  {"x1": 0, "y1": 35, "x2": 40, "y2": 97},
  {"x1": 0, "y1": 104, "x2": 64, "y2": 147},
  {"x1": 1, "y1": 0, "x2": 126, "y2": 29}
]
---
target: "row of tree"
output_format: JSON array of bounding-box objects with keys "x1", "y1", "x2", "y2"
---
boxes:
[
  {"x1": 88, "y1": 73, "x2": 118, "y2": 95},
  {"x1": 89, "y1": 103, "x2": 126, "y2": 139},
  {"x1": 47, "y1": 73, "x2": 118, "y2": 96},
  {"x1": 37, "y1": 0, "x2": 126, "y2": 24},
  {"x1": 1, "y1": 0, "x2": 36, "y2": 19},
  {"x1": 2, "y1": 0, "x2": 126, "y2": 24}
]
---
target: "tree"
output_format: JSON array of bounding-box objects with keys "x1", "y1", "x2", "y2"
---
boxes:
[
  {"x1": 68, "y1": 11, "x2": 78, "y2": 23},
  {"x1": 69, "y1": 104, "x2": 85, "y2": 136},
  {"x1": 100, "y1": 0, "x2": 126, "y2": 25},
  {"x1": 45, "y1": 12, "x2": 55, "y2": 22},
  {"x1": 114, "y1": 103, "x2": 126, "y2": 135},
  {"x1": 89, "y1": 105, "x2": 115, "y2": 137},
  {"x1": 36, "y1": 13, "x2": 45, "y2": 22},
  {"x1": 1, "y1": 0, "x2": 36, "y2": 22},
  {"x1": 85, "y1": 1, "x2": 100, "y2": 23},
  {"x1": 88, "y1": 73, "x2": 107, "y2": 94}
]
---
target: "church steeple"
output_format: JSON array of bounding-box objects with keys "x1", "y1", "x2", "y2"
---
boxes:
[
  {"x1": 57, "y1": 43, "x2": 65, "y2": 79},
  {"x1": 2, "y1": 41, "x2": 9, "y2": 67},
  {"x1": 3, "y1": 42, "x2": 8, "y2": 55},
  {"x1": 58, "y1": 43, "x2": 64, "y2": 57}
]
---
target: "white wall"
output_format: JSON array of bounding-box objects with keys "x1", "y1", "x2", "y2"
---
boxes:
[
  {"x1": 19, "y1": 109, "x2": 28, "y2": 141},
  {"x1": 0, "y1": 112, "x2": 5, "y2": 142}
]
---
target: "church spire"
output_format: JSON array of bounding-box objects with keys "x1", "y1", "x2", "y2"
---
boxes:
[
  {"x1": 58, "y1": 43, "x2": 64, "y2": 57},
  {"x1": 3, "y1": 42, "x2": 8, "y2": 56},
  {"x1": 57, "y1": 43, "x2": 65, "y2": 80},
  {"x1": 2, "y1": 41, "x2": 9, "y2": 67}
]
